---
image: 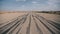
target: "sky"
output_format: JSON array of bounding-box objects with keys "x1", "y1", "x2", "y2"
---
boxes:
[{"x1": 0, "y1": 0, "x2": 60, "y2": 11}]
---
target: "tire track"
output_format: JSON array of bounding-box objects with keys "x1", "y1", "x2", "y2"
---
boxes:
[
  {"x1": 16, "y1": 27, "x2": 22, "y2": 34},
  {"x1": 10, "y1": 14, "x2": 28, "y2": 34},
  {"x1": 0, "y1": 14, "x2": 27, "y2": 29},
  {"x1": 0, "y1": 13, "x2": 60, "y2": 34},
  {"x1": 35, "y1": 14, "x2": 60, "y2": 30},
  {"x1": 35, "y1": 14, "x2": 60, "y2": 32},
  {"x1": 34, "y1": 14, "x2": 60, "y2": 34},
  {"x1": 8, "y1": 15, "x2": 27, "y2": 34},
  {"x1": 33, "y1": 14, "x2": 56, "y2": 34},
  {"x1": 0, "y1": 14, "x2": 28, "y2": 34},
  {"x1": 26, "y1": 15, "x2": 31, "y2": 34},
  {"x1": 32, "y1": 15, "x2": 43, "y2": 34}
]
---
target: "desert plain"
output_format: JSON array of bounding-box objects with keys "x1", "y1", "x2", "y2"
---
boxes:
[{"x1": 0, "y1": 11, "x2": 60, "y2": 34}]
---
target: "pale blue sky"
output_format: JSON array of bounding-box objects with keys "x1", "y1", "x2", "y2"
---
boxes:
[{"x1": 0, "y1": 0, "x2": 60, "y2": 11}]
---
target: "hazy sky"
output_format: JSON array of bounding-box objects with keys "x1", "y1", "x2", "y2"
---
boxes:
[{"x1": 0, "y1": 0, "x2": 60, "y2": 11}]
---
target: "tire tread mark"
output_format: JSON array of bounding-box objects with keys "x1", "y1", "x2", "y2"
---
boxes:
[
  {"x1": 32, "y1": 15, "x2": 43, "y2": 34},
  {"x1": 34, "y1": 14, "x2": 55, "y2": 34},
  {"x1": 0, "y1": 14, "x2": 28, "y2": 34},
  {"x1": 26, "y1": 15, "x2": 31, "y2": 34},
  {"x1": 36, "y1": 14, "x2": 60, "y2": 33}
]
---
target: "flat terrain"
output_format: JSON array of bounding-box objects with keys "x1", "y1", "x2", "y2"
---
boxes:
[{"x1": 0, "y1": 12, "x2": 60, "y2": 34}]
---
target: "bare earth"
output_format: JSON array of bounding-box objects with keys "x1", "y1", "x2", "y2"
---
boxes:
[{"x1": 0, "y1": 12, "x2": 60, "y2": 34}]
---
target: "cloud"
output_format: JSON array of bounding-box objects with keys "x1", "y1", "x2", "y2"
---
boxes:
[
  {"x1": 41, "y1": 0, "x2": 60, "y2": 11},
  {"x1": 32, "y1": 1, "x2": 38, "y2": 4},
  {"x1": 16, "y1": 0, "x2": 60, "y2": 11},
  {"x1": 21, "y1": 5, "x2": 25, "y2": 7},
  {"x1": 16, "y1": 0, "x2": 26, "y2": 2},
  {"x1": 29, "y1": 0, "x2": 60, "y2": 11},
  {"x1": 47, "y1": 0, "x2": 59, "y2": 5}
]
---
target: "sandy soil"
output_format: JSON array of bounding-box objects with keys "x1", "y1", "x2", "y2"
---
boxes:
[
  {"x1": 0, "y1": 12, "x2": 60, "y2": 34},
  {"x1": 0, "y1": 13, "x2": 27, "y2": 23},
  {"x1": 36, "y1": 13, "x2": 60, "y2": 23}
]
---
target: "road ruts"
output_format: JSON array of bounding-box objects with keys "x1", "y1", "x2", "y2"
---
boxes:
[
  {"x1": 0, "y1": 14, "x2": 28, "y2": 34},
  {"x1": 0, "y1": 13, "x2": 60, "y2": 34},
  {"x1": 7, "y1": 15, "x2": 28, "y2": 34},
  {"x1": 32, "y1": 15, "x2": 43, "y2": 34},
  {"x1": 33, "y1": 13, "x2": 60, "y2": 34},
  {"x1": 26, "y1": 15, "x2": 31, "y2": 34},
  {"x1": 32, "y1": 14, "x2": 52, "y2": 34}
]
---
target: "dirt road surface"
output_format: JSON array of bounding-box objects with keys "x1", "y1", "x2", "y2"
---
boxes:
[{"x1": 0, "y1": 12, "x2": 60, "y2": 34}]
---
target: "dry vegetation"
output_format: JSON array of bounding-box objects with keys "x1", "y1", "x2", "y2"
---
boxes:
[
  {"x1": 35, "y1": 11, "x2": 60, "y2": 15},
  {"x1": 0, "y1": 11, "x2": 60, "y2": 15}
]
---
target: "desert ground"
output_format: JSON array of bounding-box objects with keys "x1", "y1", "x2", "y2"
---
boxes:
[{"x1": 0, "y1": 11, "x2": 60, "y2": 34}]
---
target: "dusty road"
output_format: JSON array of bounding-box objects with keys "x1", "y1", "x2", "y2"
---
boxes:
[{"x1": 0, "y1": 12, "x2": 60, "y2": 34}]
